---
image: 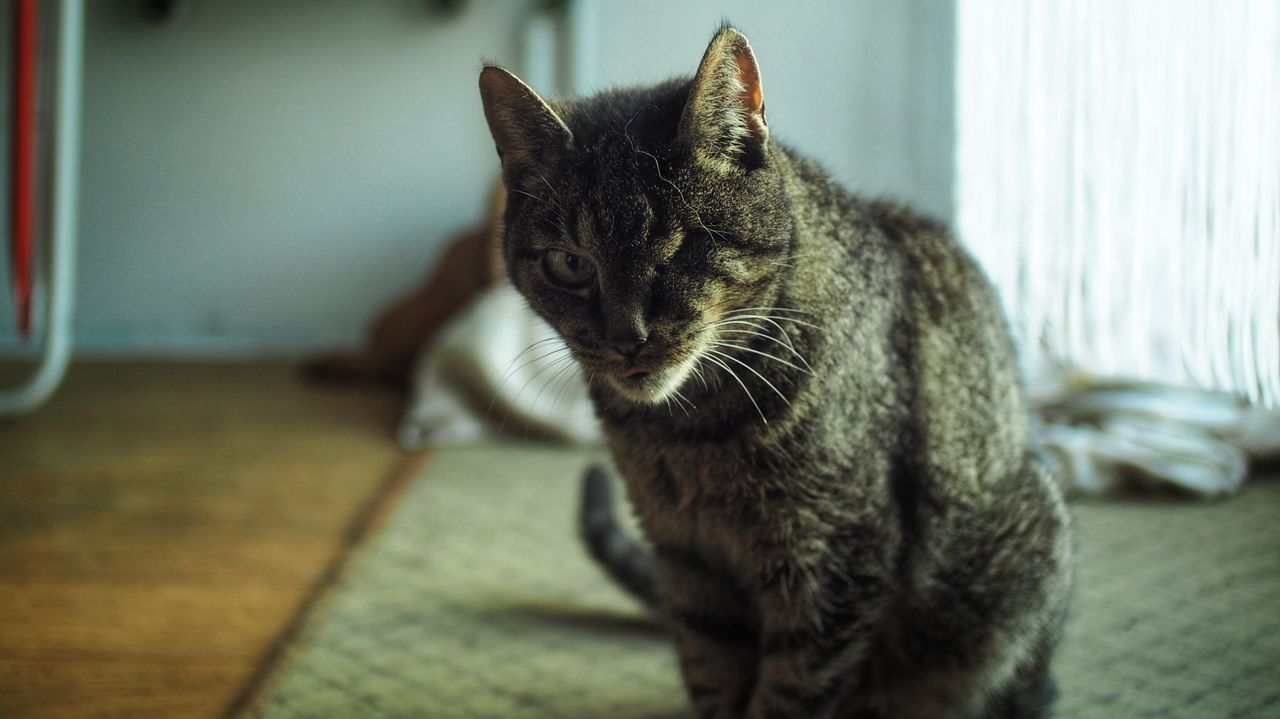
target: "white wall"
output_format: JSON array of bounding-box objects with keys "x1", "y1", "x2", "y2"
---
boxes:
[
  {"x1": 587, "y1": 1, "x2": 954, "y2": 222},
  {"x1": 0, "y1": 0, "x2": 952, "y2": 356},
  {"x1": 3, "y1": 0, "x2": 530, "y2": 355}
]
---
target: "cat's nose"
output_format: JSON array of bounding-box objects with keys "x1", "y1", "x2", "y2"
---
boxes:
[
  {"x1": 605, "y1": 308, "x2": 649, "y2": 357},
  {"x1": 608, "y1": 331, "x2": 648, "y2": 358}
]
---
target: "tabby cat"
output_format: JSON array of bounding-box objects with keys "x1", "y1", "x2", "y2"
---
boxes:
[{"x1": 478, "y1": 26, "x2": 1074, "y2": 719}]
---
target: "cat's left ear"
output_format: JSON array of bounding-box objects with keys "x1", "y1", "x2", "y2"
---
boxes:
[
  {"x1": 679, "y1": 27, "x2": 769, "y2": 171},
  {"x1": 478, "y1": 65, "x2": 573, "y2": 189}
]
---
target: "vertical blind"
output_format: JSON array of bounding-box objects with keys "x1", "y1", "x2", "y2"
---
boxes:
[{"x1": 956, "y1": 0, "x2": 1280, "y2": 408}]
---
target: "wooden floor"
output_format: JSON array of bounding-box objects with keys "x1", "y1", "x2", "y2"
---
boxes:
[{"x1": 0, "y1": 362, "x2": 416, "y2": 719}]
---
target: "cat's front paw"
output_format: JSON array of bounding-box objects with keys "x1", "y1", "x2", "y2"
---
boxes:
[{"x1": 745, "y1": 687, "x2": 835, "y2": 719}]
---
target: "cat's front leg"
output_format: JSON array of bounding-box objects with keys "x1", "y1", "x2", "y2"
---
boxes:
[
  {"x1": 745, "y1": 551, "x2": 891, "y2": 719},
  {"x1": 672, "y1": 624, "x2": 756, "y2": 719},
  {"x1": 657, "y1": 547, "x2": 759, "y2": 719}
]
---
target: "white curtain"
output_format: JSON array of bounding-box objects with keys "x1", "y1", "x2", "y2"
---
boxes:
[{"x1": 956, "y1": 0, "x2": 1280, "y2": 409}]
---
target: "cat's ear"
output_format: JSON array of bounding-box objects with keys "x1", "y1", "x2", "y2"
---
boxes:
[
  {"x1": 478, "y1": 65, "x2": 573, "y2": 188},
  {"x1": 679, "y1": 27, "x2": 769, "y2": 171}
]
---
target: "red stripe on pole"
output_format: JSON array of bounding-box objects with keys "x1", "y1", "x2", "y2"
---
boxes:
[{"x1": 11, "y1": 0, "x2": 38, "y2": 337}]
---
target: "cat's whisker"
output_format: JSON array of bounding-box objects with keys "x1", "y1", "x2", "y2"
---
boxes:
[
  {"x1": 507, "y1": 187, "x2": 541, "y2": 204},
  {"x1": 670, "y1": 391, "x2": 691, "y2": 414},
  {"x1": 706, "y1": 317, "x2": 767, "y2": 330},
  {"x1": 700, "y1": 357, "x2": 721, "y2": 391},
  {"x1": 705, "y1": 348, "x2": 791, "y2": 406},
  {"x1": 527, "y1": 355, "x2": 583, "y2": 439},
  {"x1": 491, "y1": 344, "x2": 571, "y2": 401},
  {"x1": 704, "y1": 294, "x2": 784, "y2": 317},
  {"x1": 711, "y1": 327, "x2": 813, "y2": 371},
  {"x1": 662, "y1": 388, "x2": 690, "y2": 417},
  {"x1": 700, "y1": 296, "x2": 740, "y2": 316},
  {"x1": 708, "y1": 317, "x2": 807, "y2": 358},
  {"x1": 767, "y1": 251, "x2": 826, "y2": 267},
  {"x1": 722, "y1": 309, "x2": 820, "y2": 335},
  {"x1": 494, "y1": 338, "x2": 567, "y2": 387},
  {"x1": 500, "y1": 352, "x2": 576, "y2": 436},
  {"x1": 509, "y1": 185, "x2": 568, "y2": 234},
  {"x1": 710, "y1": 340, "x2": 812, "y2": 375},
  {"x1": 670, "y1": 387, "x2": 695, "y2": 415},
  {"x1": 547, "y1": 359, "x2": 586, "y2": 420},
  {"x1": 487, "y1": 339, "x2": 571, "y2": 422},
  {"x1": 721, "y1": 312, "x2": 826, "y2": 333},
  {"x1": 591, "y1": 375, "x2": 626, "y2": 415},
  {"x1": 726, "y1": 306, "x2": 817, "y2": 317},
  {"x1": 707, "y1": 318, "x2": 801, "y2": 353},
  {"x1": 530, "y1": 355, "x2": 582, "y2": 417},
  {"x1": 669, "y1": 394, "x2": 687, "y2": 417},
  {"x1": 689, "y1": 359, "x2": 710, "y2": 392},
  {"x1": 536, "y1": 173, "x2": 566, "y2": 212},
  {"x1": 500, "y1": 352, "x2": 573, "y2": 434},
  {"x1": 701, "y1": 353, "x2": 768, "y2": 424}
]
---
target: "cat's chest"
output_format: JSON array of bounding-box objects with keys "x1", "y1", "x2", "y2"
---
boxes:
[{"x1": 611, "y1": 440, "x2": 787, "y2": 575}]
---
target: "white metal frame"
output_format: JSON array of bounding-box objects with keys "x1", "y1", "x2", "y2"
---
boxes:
[{"x1": 1, "y1": 0, "x2": 84, "y2": 415}]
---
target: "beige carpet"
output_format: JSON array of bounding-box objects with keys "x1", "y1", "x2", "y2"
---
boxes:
[{"x1": 241, "y1": 445, "x2": 1280, "y2": 719}]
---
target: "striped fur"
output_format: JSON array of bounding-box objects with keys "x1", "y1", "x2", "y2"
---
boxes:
[{"x1": 481, "y1": 25, "x2": 1074, "y2": 719}]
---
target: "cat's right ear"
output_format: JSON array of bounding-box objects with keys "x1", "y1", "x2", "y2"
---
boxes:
[
  {"x1": 680, "y1": 27, "x2": 769, "y2": 172},
  {"x1": 478, "y1": 66, "x2": 572, "y2": 189}
]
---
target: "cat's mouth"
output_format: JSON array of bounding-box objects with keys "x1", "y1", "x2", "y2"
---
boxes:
[{"x1": 603, "y1": 356, "x2": 697, "y2": 405}]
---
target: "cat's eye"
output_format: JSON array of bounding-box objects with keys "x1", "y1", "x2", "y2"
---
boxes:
[{"x1": 542, "y1": 249, "x2": 596, "y2": 288}]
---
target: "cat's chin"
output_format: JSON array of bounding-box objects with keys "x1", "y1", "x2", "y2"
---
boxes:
[{"x1": 604, "y1": 357, "x2": 697, "y2": 406}]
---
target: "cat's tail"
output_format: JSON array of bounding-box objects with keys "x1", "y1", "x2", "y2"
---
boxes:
[{"x1": 580, "y1": 465, "x2": 659, "y2": 608}]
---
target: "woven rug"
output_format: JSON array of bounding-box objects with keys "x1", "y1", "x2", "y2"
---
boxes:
[{"x1": 240, "y1": 445, "x2": 1280, "y2": 719}]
